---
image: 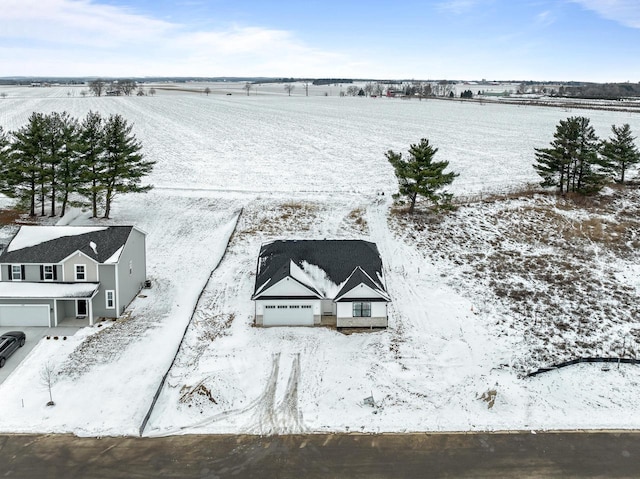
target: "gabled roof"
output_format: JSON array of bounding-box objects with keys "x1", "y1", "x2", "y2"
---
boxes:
[
  {"x1": 253, "y1": 240, "x2": 388, "y2": 300},
  {"x1": 0, "y1": 226, "x2": 136, "y2": 264},
  {"x1": 335, "y1": 266, "x2": 390, "y2": 302}
]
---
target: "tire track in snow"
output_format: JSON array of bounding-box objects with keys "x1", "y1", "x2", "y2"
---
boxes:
[
  {"x1": 274, "y1": 353, "x2": 305, "y2": 434},
  {"x1": 148, "y1": 352, "x2": 307, "y2": 436}
]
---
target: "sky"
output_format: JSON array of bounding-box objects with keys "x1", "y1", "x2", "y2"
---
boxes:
[{"x1": 1, "y1": 0, "x2": 639, "y2": 81}]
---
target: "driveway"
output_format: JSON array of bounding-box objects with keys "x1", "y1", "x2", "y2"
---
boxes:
[{"x1": 0, "y1": 326, "x2": 81, "y2": 384}]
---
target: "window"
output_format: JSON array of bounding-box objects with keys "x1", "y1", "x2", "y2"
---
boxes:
[
  {"x1": 301, "y1": 305, "x2": 312, "y2": 309},
  {"x1": 265, "y1": 305, "x2": 276, "y2": 309},
  {"x1": 75, "y1": 264, "x2": 86, "y2": 281},
  {"x1": 353, "y1": 302, "x2": 371, "y2": 317},
  {"x1": 43, "y1": 265, "x2": 54, "y2": 281},
  {"x1": 106, "y1": 290, "x2": 115, "y2": 309},
  {"x1": 11, "y1": 265, "x2": 22, "y2": 281}
]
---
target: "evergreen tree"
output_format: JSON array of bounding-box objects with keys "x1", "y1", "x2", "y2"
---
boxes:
[
  {"x1": 386, "y1": 138, "x2": 458, "y2": 213},
  {"x1": 534, "y1": 116, "x2": 605, "y2": 194},
  {"x1": 100, "y1": 114, "x2": 155, "y2": 219},
  {"x1": 8, "y1": 113, "x2": 47, "y2": 216},
  {"x1": 76, "y1": 111, "x2": 106, "y2": 218},
  {"x1": 600, "y1": 123, "x2": 640, "y2": 184},
  {"x1": 54, "y1": 113, "x2": 80, "y2": 217},
  {"x1": 41, "y1": 112, "x2": 77, "y2": 216}
]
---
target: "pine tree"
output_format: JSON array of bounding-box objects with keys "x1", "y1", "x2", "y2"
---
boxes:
[
  {"x1": 600, "y1": 124, "x2": 640, "y2": 184},
  {"x1": 41, "y1": 112, "x2": 77, "y2": 216},
  {"x1": 8, "y1": 113, "x2": 47, "y2": 216},
  {"x1": 534, "y1": 116, "x2": 605, "y2": 194},
  {"x1": 55, "y1": 113, "x2": 80, "y2": 217},
  {"x1": 76, "y1": 111, "x2": 106, "y2": 218},
  {"x1": 100, "y1": 114, "x2": 155, "y2": 219},
  {"x1": 386, "y1": 138, "x2": 458, "y2": 213}
]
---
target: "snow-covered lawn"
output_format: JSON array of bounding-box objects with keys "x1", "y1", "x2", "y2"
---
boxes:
[
  {"x1": 0, "y1": 190, "x2": 240, "y2": 435},
  {"x1": 0, "y1": 85, "x2": 639, "y2": 435}
]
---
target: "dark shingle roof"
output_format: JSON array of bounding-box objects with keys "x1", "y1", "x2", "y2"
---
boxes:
[
  {"x1": 0, "y1": 226, "x2": 134, "y2": 264},
  {"x1": 253, "y1": 240, "x2": 387, "y2": 299}
]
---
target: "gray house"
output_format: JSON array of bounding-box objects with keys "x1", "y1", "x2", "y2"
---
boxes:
[
  {"x1": 252, "y1": 240, "x2": 390, "y2": 328},
  {"x1": 0, "y1": 225, "x2": 147, "y2": 327}
]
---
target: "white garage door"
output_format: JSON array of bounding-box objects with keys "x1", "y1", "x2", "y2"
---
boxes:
[
  {"x1": 0, "y1": 304, "x2": 50, "y2": 327},
  {"x1": 263, "y1": 304, "x2": 314, "y2": 326}
]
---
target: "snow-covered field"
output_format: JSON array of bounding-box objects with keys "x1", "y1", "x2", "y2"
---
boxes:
[{"x1": 0, "y1": 84, "x2": 639, "y2": 436}]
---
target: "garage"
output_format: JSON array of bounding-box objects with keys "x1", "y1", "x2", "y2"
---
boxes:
[
  {"x1": 0, "y1": 304, "x2": 50, "y2": 327},
  {"x1": 263, "y1": 304, "x2": 314, "y2": 326}
]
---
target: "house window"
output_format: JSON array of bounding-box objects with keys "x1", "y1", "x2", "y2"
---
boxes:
[
  {"x1": 11, "y1": 265, "x2": 23, "y2": 281},
  {"x1": 106, "y1": 290, "x2": 115, "y2": 309},
  {"x1": 43, "y1": 265, "x2": 54, "y2": 281},
  {"x1": 265, "y1": 305, "x2": 276, "y2": 309},
  {"x1": 75, "y1": 264, "x2": 86, "y2": 281},
  {"x1": 353, "y1": 302, "x2": 371, "y2": 317}
]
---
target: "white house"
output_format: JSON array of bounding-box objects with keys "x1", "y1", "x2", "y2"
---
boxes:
[{"x1": 252, "y1": 240, "x2": 390, "y2": 328}]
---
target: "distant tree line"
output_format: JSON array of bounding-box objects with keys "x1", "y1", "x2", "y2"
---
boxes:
[
  {"x1": 89, "y1": 79, "x2": 138, "y2": 97},
  {"x1": 0, "y1": 111, "x2": 155, "y2": 218},
  {"x1": 561, "y1": 83, "x2": 640, "y2": 100},
  {"x1": 534, "y1": 117, "x2": 640, "y2": 194}
]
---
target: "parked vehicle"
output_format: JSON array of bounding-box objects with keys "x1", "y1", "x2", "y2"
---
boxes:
[{"x1": 0, "y1": 331, "x2": 26, "y2": 368}]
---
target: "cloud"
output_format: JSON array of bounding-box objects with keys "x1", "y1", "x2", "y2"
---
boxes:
[
  {"x1": 535, "y1": 10, "x2": 556, "y2": 27},
  {"x1": 0, "y1": 0, "x2": 360, "y2": 77},
  {"x1": 570, "y1": 0, "x2": 640, "y2": 28},
  {"x1": 436, "y1": 0, "x2": 480, "y2": 14}
]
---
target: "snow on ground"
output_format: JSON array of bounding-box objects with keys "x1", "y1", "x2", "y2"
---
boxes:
[
  {"x1": 146, "y1": 190, "x2": 640, "y2": 436},
  {"x1": 0, "y1": 86, "x2": 639, "y2": 435},
  {"x1": 0, "y1": 190, "x2": 240, "y2": 435}
]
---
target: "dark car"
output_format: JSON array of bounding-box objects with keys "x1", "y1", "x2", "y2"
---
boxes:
[{"x1": 0, "y1": 331, "x2": 26, "y2": 368}]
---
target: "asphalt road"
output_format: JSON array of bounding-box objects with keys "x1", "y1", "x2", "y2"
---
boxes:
[{"x1": 0, "y1": 431, "x2": 638, "y2": 478}]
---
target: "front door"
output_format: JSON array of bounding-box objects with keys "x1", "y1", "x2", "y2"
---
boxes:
[{"x1": 76, "y1": 300, "x2": 88, "y2": 317}]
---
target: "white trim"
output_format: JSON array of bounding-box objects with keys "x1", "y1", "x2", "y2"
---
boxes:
[
  {"x1": 43, "y1": 264, "x2": 55, "y2": 281},
  {"x1": 11, "y1": 264, "x2": 22, "y2": 281},
  {"x1": 88, "y1": 299, "x2": 94, "y2": 326},
  {"x1": 53, "y1": 298, "x2": 58, "y2": 326},
  {"x1": 75, "y1": 264, "x2": 87, "y2": 281},
  {"x1": 114, "y1": 263, "x2": 120, "y2": 315},
  {"x1": 105, "y1": 290, "x2": 115, "y2": 309}
]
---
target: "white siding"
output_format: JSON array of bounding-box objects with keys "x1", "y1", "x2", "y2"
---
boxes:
[
  {"x1": 336, "y1": 301, "x2": 388, "y2": 328},
  {"x1": 258, "y1": 277, "x2": 318, "y2": 297},
  {"x1": 338, "y1": 283, "x2": 387, "y2": 300}
]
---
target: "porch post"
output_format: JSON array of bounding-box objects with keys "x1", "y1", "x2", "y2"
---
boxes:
[
  {"x1": 53, "y1": 299, "x2": 58, "y2": 327},
  {"x1": 88, "y1": 298, "x2": 94, "y2": 326}
]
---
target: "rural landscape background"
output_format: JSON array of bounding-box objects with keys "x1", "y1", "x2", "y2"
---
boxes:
[{"x1": 0, "y1": 80, "x2": 639, "y2": 436}]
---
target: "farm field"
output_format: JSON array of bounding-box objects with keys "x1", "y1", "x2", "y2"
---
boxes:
[{"x1": 0, "y1": 84, "x2": 639, "y2": 435}]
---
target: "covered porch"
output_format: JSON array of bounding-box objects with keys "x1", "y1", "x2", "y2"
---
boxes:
[{"x1": 0, "y1": 282, "x2": 100, "y2": 328}]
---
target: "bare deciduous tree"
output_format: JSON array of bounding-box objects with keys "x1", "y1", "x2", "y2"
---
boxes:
[
  {"x1": 40, "y1": 362, "x2": 57, "y2": 406},
  {"x1": 149, "y1": 88, "x2": 156, "y2": 96},
  {"x1": 284, "y1": 83, "x2": 295, "y2": 96},
  {"x1": 243, "y1": 82, "x2": 252, "y2": 96},
  {"x1": 89, "y1": 79, "x2": 105, "y2": 97},
  {"x1": 204, "y1": 87, "x2": 211, "y2": 96}
]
